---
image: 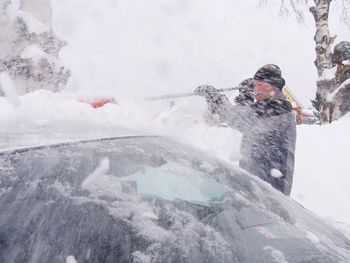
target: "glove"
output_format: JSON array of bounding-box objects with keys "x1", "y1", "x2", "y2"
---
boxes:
[
  {"x1": 195, "y1": 85, "x2": 226, "y2": 114},
  {"x1": 194, "y1": 85, "x2": 219, "y2": 98}
]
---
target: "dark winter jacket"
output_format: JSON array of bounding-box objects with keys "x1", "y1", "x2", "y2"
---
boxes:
[
  {"x1": 207, "y1": 92, "x2": 296, "y2": 195},
  {"x1": 338, "y1": 65, "x2": 350, "y2": 115}
]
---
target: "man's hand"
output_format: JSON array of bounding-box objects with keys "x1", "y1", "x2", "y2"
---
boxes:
[
  {"x1": 194, "y1": 85, "x2": 230, "y2": 114},
  {"x1": 194, "y1": 85, "x2": 219, "y2": 97}
]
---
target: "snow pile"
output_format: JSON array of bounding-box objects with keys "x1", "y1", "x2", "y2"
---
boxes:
[
  {"x1": 0, "y1": 89, "x2": 242, "y2": 161},
  {"x1": 292, "y1": 115, "x2": 350, "y2": 225}
]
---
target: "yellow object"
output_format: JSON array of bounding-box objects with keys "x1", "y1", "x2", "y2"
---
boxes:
[{"x1": 282, "y1": 86, "x2": 304, "y2": 109}]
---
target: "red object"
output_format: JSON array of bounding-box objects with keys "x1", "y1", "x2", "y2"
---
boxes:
[
  {"x1": 294, "y1": 107, "x2": 316, "y2": 125},
  {"x1": 91, "y1": 98, "x2": 114, "y2": 108},
  {"x1": 295, "y1": 107, "x2": 303, "y2": 125},
  {"x1": 79, "y1": 97, "x2": 117, "y2": 108}
]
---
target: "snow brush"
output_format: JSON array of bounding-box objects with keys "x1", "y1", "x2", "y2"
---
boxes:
[{"x1": 146, "y1": 86, "x2": 243, "y2": 101}]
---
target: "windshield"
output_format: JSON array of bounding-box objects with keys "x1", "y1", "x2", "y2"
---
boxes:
[
  {"x1": 93, "y1": 159, "x2": 228, "y2": 204},
  {"x1": 43, "y1": 136, "x2": 232, "y2": 206}
]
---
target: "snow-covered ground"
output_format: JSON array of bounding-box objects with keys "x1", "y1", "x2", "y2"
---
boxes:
[
  {"x1": 292, "y1": 116, "x2": 350, "y2": 225},
  {"x1": 1, "y1": 0, "x2": 350, "y2": 236}
]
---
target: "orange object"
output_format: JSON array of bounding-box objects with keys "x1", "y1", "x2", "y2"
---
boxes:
[
  {"x1": 79, "y1": 97, "x2": 117, "y2": 108},
  {"x1": 294, "y1": 107, "x2": 317, "y2": 125},
  {"x1": 294, "y1": 107, "x2": 303, "y2": 125},
  {"x1": 91, "y1": 98, "x2": 115, "y2": 108}
]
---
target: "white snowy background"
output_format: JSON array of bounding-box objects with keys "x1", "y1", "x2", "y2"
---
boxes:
[{"x1": 1, "y1": 0, "x2": 350, "y2": 237}]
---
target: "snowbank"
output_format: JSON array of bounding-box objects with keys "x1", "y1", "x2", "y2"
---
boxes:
[{"x1": 292, "y1": 114, "x2": 350, "y2": 225}]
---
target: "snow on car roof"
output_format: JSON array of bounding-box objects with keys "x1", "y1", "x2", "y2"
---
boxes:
[{"x1": 0, "y1": 120, "x2": 150, "y2": 152}]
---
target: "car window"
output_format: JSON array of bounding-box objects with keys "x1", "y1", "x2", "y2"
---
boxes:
[{"x1": 119, "y1": 160, "x2": 228, "y2": 204}]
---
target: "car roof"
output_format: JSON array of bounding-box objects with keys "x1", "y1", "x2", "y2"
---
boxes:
[
  {"x1": 0, "y1": 120, "x2": 150, "y2": 152},
  {"x1": 0, "y1": 135, "x2": 158, "y2": 156}
]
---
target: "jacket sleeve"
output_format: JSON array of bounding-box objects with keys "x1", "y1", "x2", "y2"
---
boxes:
[{"x1": 205, "y1": 94, "x2": 254, "y2": 133}]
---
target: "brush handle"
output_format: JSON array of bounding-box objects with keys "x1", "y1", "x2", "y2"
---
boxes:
[{"x1": 146, "y1": 86, "x2": 241, "y2": 101}]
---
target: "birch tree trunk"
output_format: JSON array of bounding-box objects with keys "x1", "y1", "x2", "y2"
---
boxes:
[{"x1": 310, "y1": 0, "x2": 339, "y2": 123}]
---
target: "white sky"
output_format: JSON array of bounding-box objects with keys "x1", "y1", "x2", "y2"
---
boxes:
[{"x1": 51, "y1": 0, "x2": 349, "y2": 107}]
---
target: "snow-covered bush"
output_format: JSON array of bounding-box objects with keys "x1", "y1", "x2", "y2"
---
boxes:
[{"x1": 0, "y1": 0, "x2": 70, "y2": 96}]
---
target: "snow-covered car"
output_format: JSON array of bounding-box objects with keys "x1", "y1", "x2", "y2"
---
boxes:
[{"x1": 0, "y1": 126, "x2": 350, "y2": 263}]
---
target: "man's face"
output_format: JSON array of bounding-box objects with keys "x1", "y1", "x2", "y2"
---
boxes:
[{"x1": 254, "y1": 80, "x2": 278, "y2": 102}]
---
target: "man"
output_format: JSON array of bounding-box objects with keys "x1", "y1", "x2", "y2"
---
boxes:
[
  {"x1": 333, "y1": 41, "x2": 350, "y2": 85},
  {"x1": 332, "y1": 41, "x2": 350, "y2": 115},
  {"x1": 195, "y1": 64, "x2": 296, "y2": 195}
]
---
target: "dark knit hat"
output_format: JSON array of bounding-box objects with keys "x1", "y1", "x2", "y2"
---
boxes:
[
  {"x1": 253, "y1": 64, "x2": 285, "y2": 90},
  {"x1": 332, "y1": 41, "x2": 350, "y2": 64}
]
